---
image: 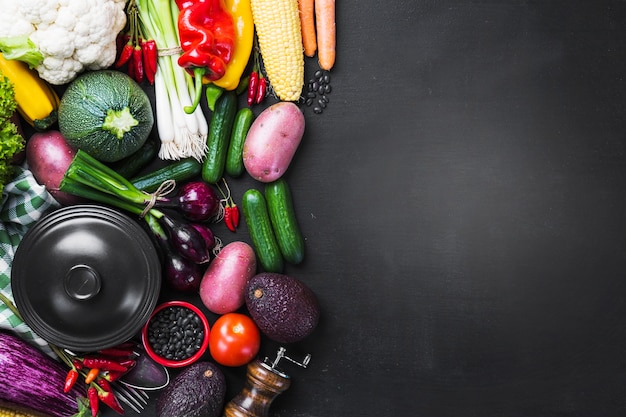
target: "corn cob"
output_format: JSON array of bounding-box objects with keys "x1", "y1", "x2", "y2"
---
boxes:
[
  {"x1": 0, "y1": 404, "x2": 43, "y2": 417},
  {"x1": 250, "y1": 0, "x2": 304, "y2": 101},
  {"x1": 0, "y1": 53, "x2": 59, "y2": 131}
]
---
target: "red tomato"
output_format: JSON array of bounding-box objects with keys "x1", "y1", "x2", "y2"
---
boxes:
[{"x1": 209, "y1": 313, "x2": 261, "y2": 367}]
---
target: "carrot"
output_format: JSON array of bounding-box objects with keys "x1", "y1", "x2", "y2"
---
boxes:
[
  {"x1": 315, "y1": 0, "x2": 335, "y2": 70},
  {"x1": 298, "y1": 0, "x2": 317, "y2": 57}
]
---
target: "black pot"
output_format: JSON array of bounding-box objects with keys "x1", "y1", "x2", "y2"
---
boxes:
[{"x1": 11, "y1": 205, "x2": 161, "y2": 352}]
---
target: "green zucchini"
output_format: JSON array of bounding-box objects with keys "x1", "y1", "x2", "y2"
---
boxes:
[
  {"x1": 225, "y1": 107, "x2": 254, "y2": 178},
  {"x1": 131, "y1": 158, "x2": 202, "y2": 192},
  {"x1": 242, "y1": 188, "x2": 284, "y2": 273},
  {"x1": 109, "y1": 137, "x2": 159, "y2": 179},
  {"x1": 264, "y1": 178, "x2": 305, "y2": 265},
  {"x1": 202, "y1": 91, "x2": 238, "y2": 184}
]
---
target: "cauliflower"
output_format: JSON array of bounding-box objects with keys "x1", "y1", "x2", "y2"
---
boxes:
[{"x1": 0, "y1": 0, "x2": 127, "y2": 85}]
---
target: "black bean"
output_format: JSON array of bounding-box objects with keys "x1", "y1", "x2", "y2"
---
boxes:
[
  {"x1": 321, "y1": 95, "x2": 329, "y2": 103},
  {"x1": 313, "y1": 106, "x2": 323, "y2": 114},
  {"x1": 323, "y1": 74, "x2": 330, "y2": 84},
  {"x1": 147, "y1": 305, "x2": 204, "y2": 361},
  {"x1": 314, "y1": 70, "x2": 323, "y2": 79}
]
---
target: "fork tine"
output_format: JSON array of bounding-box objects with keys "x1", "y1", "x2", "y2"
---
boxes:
[{"x1": 112, "y1": 383, "x2": 149, "y2": 413}]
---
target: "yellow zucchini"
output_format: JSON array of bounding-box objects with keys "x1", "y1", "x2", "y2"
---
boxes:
[{"x1": 0, "y1": 53, "x2": 58, "y2": 131}]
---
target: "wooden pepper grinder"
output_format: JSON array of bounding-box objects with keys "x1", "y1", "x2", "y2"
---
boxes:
[{"x1": 223, "y1": 347, "x2": 311, "y2": 417}]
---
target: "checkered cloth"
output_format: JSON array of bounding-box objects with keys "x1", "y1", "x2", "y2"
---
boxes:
[{"x1": 0, "y1": 166, "x2": 60, "y2": 354}]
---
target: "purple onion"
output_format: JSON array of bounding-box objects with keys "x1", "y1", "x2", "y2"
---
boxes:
[
  {"x1": 164, "y1": 252, "x2": 204, "y2": 292},
  {"x1": 190, "y1": 223, "x2": 216, "y2": 251},
  {"x1": 169, "y1": 181, "x2": 220, "y2": 222},
  {"x1": 160, "y1": 215, "x2": 210, "y2": 264}
]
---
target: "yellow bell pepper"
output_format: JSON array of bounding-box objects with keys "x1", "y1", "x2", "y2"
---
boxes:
[{"x1": 207, "y1": 0, "x2": 254, "y2": 90}]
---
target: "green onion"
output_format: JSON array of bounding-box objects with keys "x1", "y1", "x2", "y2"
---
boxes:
[
  {"x1": 59, "y1": 150, "x2": 209, "y2": 263},
  {"x1": 134, "y1": 0, "x2": 209, "y2": 161}
]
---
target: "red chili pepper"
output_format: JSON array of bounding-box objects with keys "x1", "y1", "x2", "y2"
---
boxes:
[
  {"x1": 247, "y1": 71, "x2": 258, "y2": 106},
  {"x1": 115, "y1": 42, "x2": 135, "y2": 68},
  {"x1": 88, "y1": 386, "x2": 99, "y2": 417},
  {"x1": 255, "y1": 76, "x2": 267, "y2": 104},
  {"x1": 117, "y1": 358, "x2": 136, "y2": 369},
  {"x1": 72, "y1": 359, "x2": 84, "y2": 370},
  {"x1": 103, "y1": 370, "x2": 125, "y2": 382},
  {"x1": 177, "y1": 0, "x2": 235, "y2": 113},
  {"x1": 142, "y1": 39, "x2": 158, "y2": 85},
  {"x1": 84, "y1": 367, "x2": 100, "y2": 384},
  {"x1": 230, "y1": 203, "x2": 240, "y2": 228},
  {"x1": 63, "y1": 369, "x2": 79, "y2": 393},
  {"x1": 98, "y1": 389, "x2": 125, "y2": 415},
  {"x1": 127, "y1": 52, "x2": 136, "y2": 80},
  {"x1": 97, "y1": 347, "x2": 135, "y2": 357},
  {"x1": 82, "y1": 357, "x2": 128, "y2": 372},
  {"x1": 96, "y1": 377, "x2": 112, "y2": 393},
  {"x1": 224, "y1": 206, "x2": 235, "y2": 232},
  {"x1": 133, "y1": 46, "x2": 144, "y2": 83}
]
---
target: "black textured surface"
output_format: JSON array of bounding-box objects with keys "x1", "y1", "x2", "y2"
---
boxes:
[{"x1": 103, "y1": 2, "x2": 626, "y2": 416}]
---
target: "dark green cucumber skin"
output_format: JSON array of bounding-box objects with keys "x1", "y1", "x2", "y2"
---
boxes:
[
  {"x1": 225, "y1": 107, "x2": 254, "y2": 178},
  {"x1": 202, "y1": 92, "x2": 238, "y2": 184},
  {"x1": 131, "y1": 158, "x2": 202, "y2": 192},
  {"x1": 242, "y1": 189, "x2": 284, "y2": 273},
  {"x1": 264, "y1": 179, "x2": 305, "y2": 264},
  {"x1": 110, "y1": 137, "x2": 159, "y2": 179}
]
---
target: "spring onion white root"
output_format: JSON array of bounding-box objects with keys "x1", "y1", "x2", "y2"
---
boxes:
[{"x1": 136, "y1": 0, "x2": 208, "y2": 161}]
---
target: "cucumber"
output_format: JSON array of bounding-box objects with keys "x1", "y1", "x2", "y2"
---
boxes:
[
  {"x1": 202, "y1": 91, "x2": 238, "y2": 184},
  {"x1": 131, "y1": 158, "x2": 202, "y2": 192},
  {"x1": 110, "y1": 137, "x2": 159, "y2": 178},
  {"x1": 264, "y1": 179, "x2": 305, "y2": 265},
  {"x1": 241, "y1": 188, "x2": 284, "y2": 273},
  {"x1": 225, "y1": 107, "x2": 254, "y2": 178}
]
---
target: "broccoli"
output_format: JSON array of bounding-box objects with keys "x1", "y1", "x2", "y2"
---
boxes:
[{"x1": 0, "y1": 72, "x2": 25, "y2": 197}]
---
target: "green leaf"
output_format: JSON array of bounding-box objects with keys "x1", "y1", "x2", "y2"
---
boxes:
[
  {"x1": 0, "y1": 36, "x2": 44, "y2": 68},
  {"x1": 70, "y1": 396, "x2": 92, "y2": 417}
]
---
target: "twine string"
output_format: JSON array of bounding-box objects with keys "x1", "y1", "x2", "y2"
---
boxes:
[{"x1": 141, "y1": 179, "x2": 177, "y2": 217}]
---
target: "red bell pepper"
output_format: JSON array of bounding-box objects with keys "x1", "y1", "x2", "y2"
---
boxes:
[{"x1": 177, "y1": 0, "x2": 236, "y2": 114}]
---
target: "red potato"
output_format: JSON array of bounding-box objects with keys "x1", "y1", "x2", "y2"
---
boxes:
[
  {"x1": 199, "y1": 241, "x2": 257, "y2": 314},
  {"x1": 26, "y1": 130, "x2": 82, "y2": 206},
  {"x1": 242, "y1": 102, "x2": 305, "y2": 183}
]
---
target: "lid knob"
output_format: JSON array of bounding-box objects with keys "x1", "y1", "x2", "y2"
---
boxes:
[{"x1": 64, "y1": 264, "x2": 101, "y2": 301}]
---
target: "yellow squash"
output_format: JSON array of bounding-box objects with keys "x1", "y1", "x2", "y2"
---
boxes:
[
  {"x1": 208, "y1": 0, "x2": 255, "y2": 90},
  {"x1": 0, "y1": 53, "x2": 59, "y2": 131}
]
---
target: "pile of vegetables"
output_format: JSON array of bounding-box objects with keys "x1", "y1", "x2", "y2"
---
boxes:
[{"x1": 0, "y1": 0, "x2": 337, "y2": 415}]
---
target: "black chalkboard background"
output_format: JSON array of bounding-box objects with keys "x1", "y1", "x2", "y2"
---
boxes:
[{"x1": 103, "y1": 1, "x2": 626, "y2": 416}]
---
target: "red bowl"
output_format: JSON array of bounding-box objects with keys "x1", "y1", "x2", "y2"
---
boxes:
[{"x1": 141, "y1": 301, "x2": 210, "y2": 368}]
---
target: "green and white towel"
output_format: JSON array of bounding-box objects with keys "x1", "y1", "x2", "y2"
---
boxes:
[{"x1": 0, "y1": 166, "x2": 60, "y2": 354}]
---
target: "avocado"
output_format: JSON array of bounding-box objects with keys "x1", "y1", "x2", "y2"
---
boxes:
[
  {"x1": 245, "y1": 272, "x2": 320, "y2": 343},
  {"x1": 156, "y1": 361, "x2": 226, "y2": 417}
]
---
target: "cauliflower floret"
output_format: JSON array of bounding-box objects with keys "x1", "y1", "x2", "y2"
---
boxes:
[
  {"x1": 30, "y1": 24, "x2": 75, "y2": 59},
  {"x1": 0, "y1": 0, "x2": 127, "y2": 85},
  {"x1": 19, "y1": 0, "x2": 60, "y2": 26},
  {"x1": 39, "y1": 55, "x2": 84, "y2": 85},
  {"x1": 0, "y1": 1, "x2": 34, "y2": 38}
]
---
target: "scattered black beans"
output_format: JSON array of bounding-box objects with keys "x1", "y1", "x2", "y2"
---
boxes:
[
  {"x1": 148, "y1": 306, "x2": 204, "y2": 361},
  {"x1": 303, "y1": 69, "x2": 332, "y2": 114}
]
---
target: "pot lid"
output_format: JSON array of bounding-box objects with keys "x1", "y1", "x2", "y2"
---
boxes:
[{"x1": 11, "y1": 205, "x2": 161, "y2": 352}]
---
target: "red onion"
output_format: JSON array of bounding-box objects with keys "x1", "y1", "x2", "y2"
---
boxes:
[
  {"x1": 160, "y1": 215, "x2": 210, "y2": 264},
  {"x1": 190, "y1": 223, "x2": 216, "y2": 251},
  {"x1": 159, "y1": 181, "x2": 220, "y2": 222}
]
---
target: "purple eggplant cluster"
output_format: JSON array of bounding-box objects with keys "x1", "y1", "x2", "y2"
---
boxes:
[{"x1": 153, "y1": 181, "x2": 221, "y2": 292}]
